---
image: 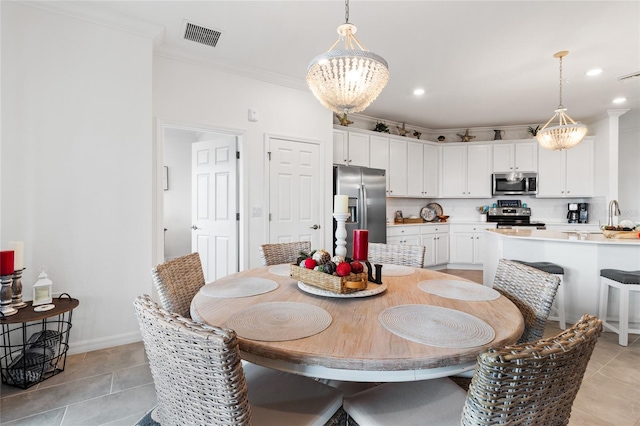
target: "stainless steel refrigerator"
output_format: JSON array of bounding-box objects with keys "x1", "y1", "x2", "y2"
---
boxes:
[{"x1": 333, "y1": 165, "x2": 387, "y2": 257}]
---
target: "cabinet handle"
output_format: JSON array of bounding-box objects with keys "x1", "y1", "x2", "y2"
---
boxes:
[{"x1": 348, "y1": 159, "x2": 352, "y2": 163}]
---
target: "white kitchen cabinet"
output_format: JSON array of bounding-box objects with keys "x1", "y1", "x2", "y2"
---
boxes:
[
  {"x1": 387, "y1": 226, "x2": 420, "y2": 245},
  {"x1": 537, "y1": 137, "x2": 594, "y2": 197},
  {"x1": 449, "y1": 224, "x2": 496, "y2": 265},
  {"x1": 369, "y1": 134, "x2": 390, "y2": 190},
  {"x1": 493, "y1": 141, "x2": 538, "y2": 173},
  {"x1": 407, "y1": 141, "x2": 439, "y2": 198},
  {"x1": 332, "y1": 130, "x2": 369, "y2": 167},
  {"x1": 388, "y1": 139, "x2": 407, "y2": 197},
  {"x1": 421, "y1": 225, "x2": 449, "y2": 267},
  {"x1": 441, "y1": 144, "x2": 492, "y2": 198}
]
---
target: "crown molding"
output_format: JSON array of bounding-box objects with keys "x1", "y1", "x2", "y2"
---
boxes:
[
  {"x1": 154, "y1": 45, "x2": 310, "y2": 93},
  {"x1": 16, "y1": 1, "x2": 165, "y2": 44}
]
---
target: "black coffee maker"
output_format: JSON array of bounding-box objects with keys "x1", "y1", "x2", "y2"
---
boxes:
[
  {"x1": 567, "y1": 203, "x2": 579, "y2": 223},
  {"x1": 578, "y1": 203, "x2": 588, "y2": 223}
]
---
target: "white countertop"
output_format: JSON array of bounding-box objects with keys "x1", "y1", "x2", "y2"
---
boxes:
[{"x1": 488, "y1": 228, "x2": 640, "y2": 245}]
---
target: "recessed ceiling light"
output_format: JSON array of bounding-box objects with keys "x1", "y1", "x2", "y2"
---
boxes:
[
  {"x1": 413, "y1": 88, "x2": 425, "y2": 96},
  {"x1": 586, "y1": 68, "x2": 602, "y2": 76},
  {"x1": 612, "y1": 97, "x2": 627, "y2": 104}
]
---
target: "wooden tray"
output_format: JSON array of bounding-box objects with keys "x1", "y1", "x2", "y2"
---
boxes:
[
  {"x1": 402, "y1": 218, "x2": 424, "y2": 224},
  {"x1": 602, "y1": 230, "x2": 640, "y2": 239},
  {"x1": 290, "y1": 264, "x2": 367, "y2": 294}
]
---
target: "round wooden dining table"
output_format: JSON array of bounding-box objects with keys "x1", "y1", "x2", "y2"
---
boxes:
[{"x1": 191, "y1": 265, "x2": 524, "y2": 382}]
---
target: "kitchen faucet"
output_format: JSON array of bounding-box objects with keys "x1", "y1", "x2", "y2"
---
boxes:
[{"x1": 607, "y1": 199, "x2": 620, "y2": 227}]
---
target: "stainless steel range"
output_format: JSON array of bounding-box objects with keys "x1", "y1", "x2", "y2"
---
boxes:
[{"x1": 487, "y1": 200, "x2": 546, "y2": 229}]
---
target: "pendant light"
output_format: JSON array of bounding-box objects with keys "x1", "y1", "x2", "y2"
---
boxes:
[
  {"x1": 536, "y1": 51, "x2": 587, "y2": 151},
  {"x1": 306, "y1": 0, "x2": 389, "y2": 114}
]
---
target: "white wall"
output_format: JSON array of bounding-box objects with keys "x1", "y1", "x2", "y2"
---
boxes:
[
  {"x1": 619, "y1": 109, "x2": 640, "y2": 223},
  {"x1": 1, "y1": 3, "x2": 154, "y2": 352},
  {"x1": 153, "y1": 56, "x2": 334, "y2": 269}
]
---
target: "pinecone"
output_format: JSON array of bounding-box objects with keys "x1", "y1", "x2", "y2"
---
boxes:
[{"x1": 312, "y1": 249, "x2": 331, "y2": 265}]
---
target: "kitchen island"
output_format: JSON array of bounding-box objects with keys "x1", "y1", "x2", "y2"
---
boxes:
[{"x1": 484, "y1": 229, "x2": 640, "y2": 325}]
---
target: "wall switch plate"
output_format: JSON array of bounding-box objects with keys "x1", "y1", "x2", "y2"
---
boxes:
[{"x1": 248, "y1": 108, "x2": 258, "y2": 122}]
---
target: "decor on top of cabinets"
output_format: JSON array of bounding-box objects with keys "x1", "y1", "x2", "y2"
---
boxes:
[
  {"x1": 493, "y1": 130, "x2": 505, "y2": 140},
  {"x1": 413, "y1": 130, "x2": 422, "y2": 139},
  {"x1": 396, "y1": 123, "x2": 409, "y2": 137},
  {"x1": 306, "y1": 0, "x2": 389, "y2": 114},
  {"x1": 457, "y1": 129, "x2": 476, "y2": 142},
  {"x1": 336, "y1": 113, "x2": 354, "y2": 127},
  {"x1": 536, "y1": 51, "x2": 587, "y2": 151},
  {"x1": 437, "y1": 136, "x2": 445, "y2": 142},
  {"x1": 373, "y1": 121, "x2": 390, "y2": 133},
  {"x1": 527, "y1": 125, "x2": 540, "y2": 137}
]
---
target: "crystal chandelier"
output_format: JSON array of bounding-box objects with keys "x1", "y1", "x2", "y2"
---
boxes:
[
  {"x1": 306, "y1": 0, "x2": 389, "y2": 114},
  {"x1": 536, "y1": 51, "x2": 587, "y2": 151}
]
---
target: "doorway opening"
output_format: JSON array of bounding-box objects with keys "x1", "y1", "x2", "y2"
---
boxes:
[{"x1": 154, "y1": 121, "x2": 245, "y2": 282}]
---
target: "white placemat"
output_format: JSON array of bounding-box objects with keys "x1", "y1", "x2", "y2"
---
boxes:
[
  {"x1": 376, "y1": 264, "x2": 415, "y2": 277},
  {"x1": 268, "y1": 263, "x2": 292, "y2": 277},
  {"x1": 297, "y1": 281, "x2": 387, "y2": 298},
  {"x1": 200, "y1": 277, "x2": 278, "y2": 298},
  {"x1": 225, "y1": 302, "x2": 332, "y2": 341},
  {"x1": 378, "y1": 305, "x2": 495, "y2": 348},
  {"x1": 418, "y1": 279, "x2": 500, "y2": 301}
]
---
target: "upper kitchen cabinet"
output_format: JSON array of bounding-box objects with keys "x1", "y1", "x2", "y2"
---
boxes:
[
  {"x1": 441, "y1": 144, "x2": 492, "y2": 198},
  {"x1": 333, "y1": 130, "x2": 369, "y2": 167},
  {"x1": 407, "y1": 141, "x2": 439, "y2": 198},
  {"x1": 537, "y1": 137, "x2": 594, "y2": 197},
  {"x1": 492, "y1": 141, "x2": 538, "y2": 173},
  {"x1": 388, "y1": 138, "x2": 408, "y2": 197}
]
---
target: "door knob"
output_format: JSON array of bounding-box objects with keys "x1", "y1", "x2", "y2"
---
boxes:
[
  {"x1": 310, "y1": 224, "x2": 321, "y2": 230},
  {"x1": 191, "y1": 225, "x2": 199, "y2": 230}
]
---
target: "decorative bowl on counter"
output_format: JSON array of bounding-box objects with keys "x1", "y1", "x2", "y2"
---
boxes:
[{"x1": 437, "y1": 215, "x2": 450, "y2": 223}]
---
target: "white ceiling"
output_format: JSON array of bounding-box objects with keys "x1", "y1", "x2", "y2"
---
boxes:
[{"x1": 89, "y1": 1, "x2": 640, "y2": 130}]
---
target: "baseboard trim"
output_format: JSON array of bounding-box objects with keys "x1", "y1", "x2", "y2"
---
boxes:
[{"x1": 68, "y1": 331, "x2": 142, "y2": 355}]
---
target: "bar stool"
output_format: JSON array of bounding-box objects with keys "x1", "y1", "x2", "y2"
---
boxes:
[
  {"x1": 513, "y1": 260, "x2": 566, "y2": 329},
  {"x1": 599, "y1": 269, "x2": 640, "y2": 346}
]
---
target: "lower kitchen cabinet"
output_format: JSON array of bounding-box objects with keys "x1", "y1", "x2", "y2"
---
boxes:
[
  {"x1": 421, "y1": 225, "x2": 449, "y2": 267},
  {"x1": 449, "y1": 224, "x2": 496, "y2": 266},
  {"x1": 387, "y1": 226, "x2": 421, "y2": 245}
]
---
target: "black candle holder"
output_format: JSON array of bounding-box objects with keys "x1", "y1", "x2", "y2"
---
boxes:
[{"x1": 364, "y1": 261, "x2": 383, "y2": 284}]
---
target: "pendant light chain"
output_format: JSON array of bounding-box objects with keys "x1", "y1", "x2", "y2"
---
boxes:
[
  {"x1": 558, "y1": 55, "x2": 564, "y2": 108},
  {"x1": 345, "y1": 0, "x2": 349, "y2": 24}
]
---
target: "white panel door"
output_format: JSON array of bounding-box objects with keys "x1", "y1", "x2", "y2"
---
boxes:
[
  {"x1": 192, "y1": 138, "x2": 238, "y2": 282},
  {"x1": 268, "y1": 137, "x2": 322, "y2": 248}
]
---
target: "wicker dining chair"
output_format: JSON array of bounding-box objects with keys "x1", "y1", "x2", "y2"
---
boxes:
[
  {"x1": 367, "y1": 243, "x2": 425, "y2": 268},
  {"x1": 151, "y1": 252, "x2": 204, "y2": 318},
  {"x1": 259, "y1": 241, "x2": 312, "y2": 266},
  {"x1": 493, "y1": 258, "x2": 561, "y2": 343},
  {"x1": 133, "y1": 294, "x2": 344, "y2": 426},
  {"x1": 343, "y1": 314, "x2": 602, "y2": 426}
]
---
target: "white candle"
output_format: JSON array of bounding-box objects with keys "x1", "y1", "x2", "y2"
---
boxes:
[
  {"x1": 8, "y1": 241, "x2": 24, "y2": 270},
  {"x1": 334, "y1": 195, "x2": 349, "y2": 214}
]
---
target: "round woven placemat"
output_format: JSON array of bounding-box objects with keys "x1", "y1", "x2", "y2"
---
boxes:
[
  {"x1": 418, "y1": 279, "x2": 500, "y2": 301},
  {"x1": 268, "y1": 263, "x2": 292, "y2": 277},
  {"x1": 378, "y1": 264, "x2": 415, "y2": 277},
  {"x1": 200, "y1": 277, "x2": 278, "y2": 298},
  {"x1": 225, "y1": 302, "x2": 332, "y2": 341},
  {"x1": 378, "y1": 304, "x2": 495, "y2": 348}
]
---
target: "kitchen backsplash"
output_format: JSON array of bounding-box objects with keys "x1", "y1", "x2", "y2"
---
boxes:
[{"x1": 387, "y1": 196, "x2": 610, "y2": 226}]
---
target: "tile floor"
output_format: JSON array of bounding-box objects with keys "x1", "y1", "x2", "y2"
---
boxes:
[{"x1": 1, "y1": 269, "x2": 638, "y2": 425}]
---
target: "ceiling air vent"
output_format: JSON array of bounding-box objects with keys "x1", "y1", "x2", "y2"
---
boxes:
[{"x1": 183, "y1": 21, "x2": 223, "y2": 48}]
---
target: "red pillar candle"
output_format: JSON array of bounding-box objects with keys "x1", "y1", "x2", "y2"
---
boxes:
[
  {"x1": 353, "y1": 230, "x2": 369, "y2": 261},
  {"x1": 0, "y1": 250, "x2": 15, "y2": 276}
]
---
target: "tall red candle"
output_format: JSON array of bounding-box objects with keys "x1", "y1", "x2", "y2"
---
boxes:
[
  {"x1": 353, "y1": 230, "x2": 369, "y2": 261},
  {"x1": 0, "y1": 250, "x2": 15, "y2": 276}
]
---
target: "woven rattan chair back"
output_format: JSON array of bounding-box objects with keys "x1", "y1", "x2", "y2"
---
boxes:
[
  {"x1": 492, "y1": 258, "x2": 561, "y2": 343},
  {"x1": 259, "y1": 241, "x2": 312, "y2": 266},
  {"x1": 367, "y1": 243, "x2": 425, "y2": 268},
  {"x1": 134, "y1": 294, "x2": 252, "y2": 425},
  {"x1": 462, "y1": 314, "x2": 602, "y2": 425},
  {"x1": 151, "y1": 252, "x2": 204, "y2": 318}
]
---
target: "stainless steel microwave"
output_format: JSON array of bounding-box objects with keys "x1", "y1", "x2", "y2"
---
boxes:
[{"x1": 492, "y1": 172, "x2": 538, "y2": 195}]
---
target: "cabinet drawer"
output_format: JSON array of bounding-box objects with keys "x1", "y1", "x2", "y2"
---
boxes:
[
  {"x1": 450, "y1": 224, "x2": 496, "y2": 233},
  {"x1": 387, "y1": 226, "x2": 420, "y2": 237},
  {"x1": 420, "y1": 225, "x2": 450, "y2": 234}
]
